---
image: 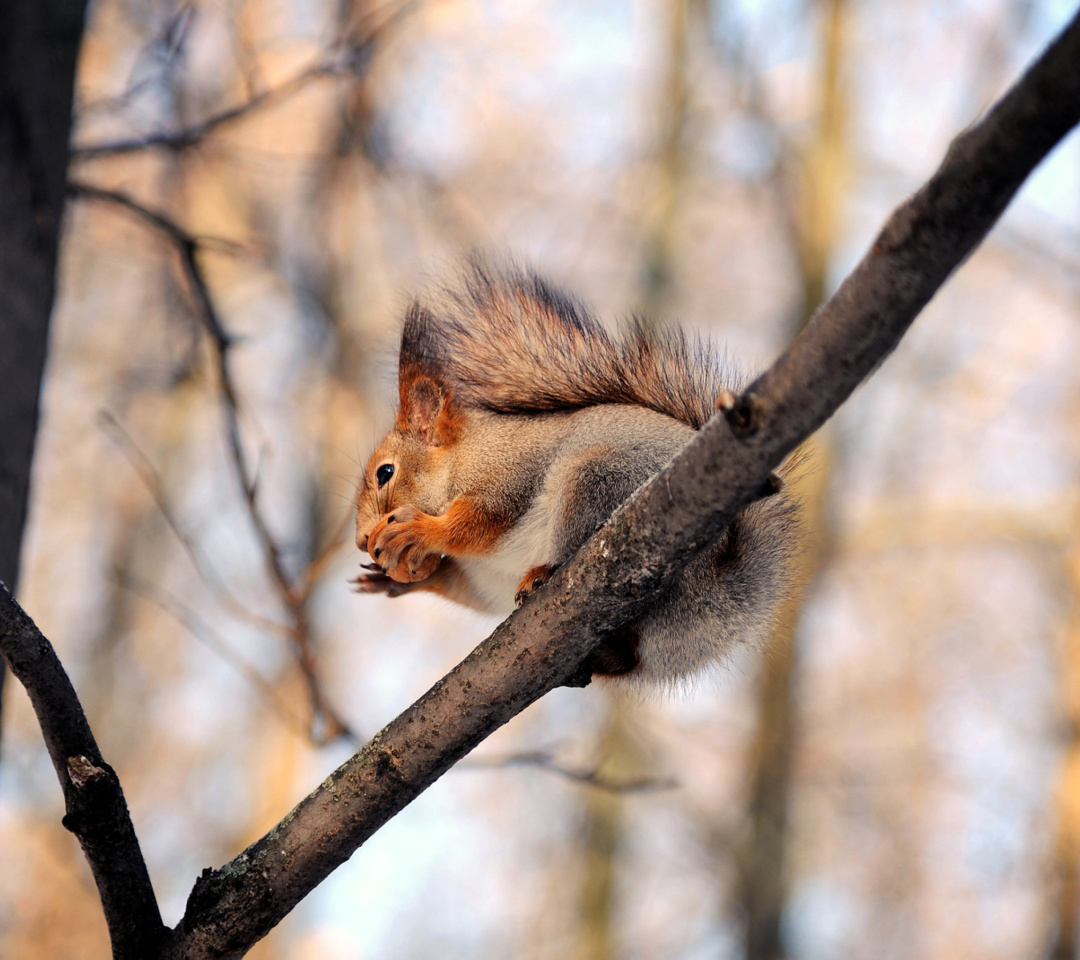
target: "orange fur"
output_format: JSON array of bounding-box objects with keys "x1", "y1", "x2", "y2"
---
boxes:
[{"x1": 369, "y1": 498, "x2": 512, "y2": 583}]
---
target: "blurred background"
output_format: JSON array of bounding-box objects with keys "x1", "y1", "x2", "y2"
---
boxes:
[{"x1": 3, "y1": 0, "x2": 1080, "y2": 957}]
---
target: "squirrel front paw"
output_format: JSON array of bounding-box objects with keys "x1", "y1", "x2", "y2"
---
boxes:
[
  {"x1": 368, "y1": 505, "x2": 442, "y2": 583},
  {"x1": 515, "y1": 564, "x2": 556, "y2": 605}
]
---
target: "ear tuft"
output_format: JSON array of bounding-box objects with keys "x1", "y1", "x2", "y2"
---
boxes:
[
  {"x1": 400, "y1": 302, "x2": 443, "y2": 374},
  {"x1": 396, "y1": 302, "x2": 461, "y2": 445}
]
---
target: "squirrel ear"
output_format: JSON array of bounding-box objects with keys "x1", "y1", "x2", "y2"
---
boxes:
[
  {"x1": 397, "y1": 302, "x2": 460, "y2": 445},
  {"x1": 400, "y1": 375, "x2": 451, "y2": 444}
]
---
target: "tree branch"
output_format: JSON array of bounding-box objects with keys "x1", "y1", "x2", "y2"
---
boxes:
[
  {"x1": 98, "y1": 410, "x2": 293, "y2": 641},
  {"x1": 0, "y1": 0, "x2": 90, "y2": 741},
  {"x1": 157, "y1": 11, "x2": 1080, "y2": 959},
  {"x1": 117, "y1": 571, "x2": 315, "y2": 741},
  {"x1": 69, "y1": 3, "x2": 416, "y2": 161},
  {"x1": 70, "y1": 58, "x2": 341, "y2": 160},
  {"x1": 0, "y1": 583, "x2": 166, "y2": 960},
  {"x1": 462, "y1": 750, "x2": 680, "y2": 794},
  {"x1": 4, "y1": 8, "x2": 1077, "y2": 959},
  {"x1": 70, "y1": 181, "x2": 357, "y2": 745}
]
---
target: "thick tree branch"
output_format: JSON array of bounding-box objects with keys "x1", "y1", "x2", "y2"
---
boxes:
[
  {"x1": 0, "y1": 584, "x2": 166, "y2": 959},
  {"x1": 158, "y1": 12, "x2": 1080, "y2": 959}
]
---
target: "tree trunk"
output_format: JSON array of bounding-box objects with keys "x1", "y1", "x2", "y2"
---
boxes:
[{"x1": 0, "y1": 0, "x2": 89, "y2": 712}]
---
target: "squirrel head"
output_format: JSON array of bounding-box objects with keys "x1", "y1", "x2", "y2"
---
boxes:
[{"x1": 355, "y1": 305, "x2": 463, "y2": 555}]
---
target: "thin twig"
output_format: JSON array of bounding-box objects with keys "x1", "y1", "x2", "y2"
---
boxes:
[
  {"x1": 118, "y1": 572, "x2": 324, "y2": 741},
  {"x1": 67, "y1": 181, "x2": 241, "y2": 257},
  {"x1": 462, "y1": 750, "x2": 679, "y2": 794},
  {"x1": 77, "y1": 4, "x2": 196, "y2": 119},
  {"x1": 71, "y1": 181, "x2": 355, "y2": 745},
  {"x1": 72, "y1": 59, "x2": 343, "y2": 160},
  {"x1": 70, "y1": 3, "x2": 418, "y2": 161},
  {"x1": 293, "y1": 507, "x2": 354, "y2": 604},
  {"x1": 99, "y1": 411, "x2": 293, "y2": 639}
]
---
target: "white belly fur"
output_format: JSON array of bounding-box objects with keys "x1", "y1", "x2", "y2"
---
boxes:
[{"x1": 457, "y1": 494, "x2": 557, "y2": 615}]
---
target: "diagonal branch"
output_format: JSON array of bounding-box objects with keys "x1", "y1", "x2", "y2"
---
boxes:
[
  {"x1": 5, "y1": 8, "x2": 1076, "y2": 959},
  {"x1": 0, "y1": 584, "x2": 166, "y2": 960},
  {"x1": 118, "y1": 571, "x2": 315, "y2": 739},
  {"x1": 159, "y1": 11, "x2": 1080, "y2": 959}
]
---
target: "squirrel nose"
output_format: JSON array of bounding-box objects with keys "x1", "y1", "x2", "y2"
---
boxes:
[{"x1": 358, "y1": 532, "x2": 370, "y2": 553}]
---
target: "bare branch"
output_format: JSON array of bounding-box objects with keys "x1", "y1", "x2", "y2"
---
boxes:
[
  {"x1": 158, "y1": 13, "x2": 1080, "y2": 959},
  {"x1": 70, "y1": 181, "x2": 357, "y2": 746},
  {"x1": 77, "y1": 5, "x2": 196, "y2": 119},
  {"x1": 72, "y1": 57, "x2": 342, "y2": 160},
  {"x1": 70, "y1": 3, "x2": 417, "y2": 161},
  {"x1": 292, "y1": 507, "x2": 354, "y2": 605},
  {"x1": 119, "y1": 572, "x2": 321, "y2": 741},
  {"x1": 67, "y1": 181, "x2": 241, "y2": 258},
  {"x1": 99, "y1": 411, "x2": 293, "y2": 640},
  {"x1": 0, "y1": 584, "x2": 166, "y2": 960},
  {"x1": 462, "y1": 750, "x2": 679, "y2": 794}
]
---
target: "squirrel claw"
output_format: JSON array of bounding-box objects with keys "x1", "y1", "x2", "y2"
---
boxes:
[
  {"x1": 515, "y1": 564, "x2": 555, "y2": 605},
  {"x1": 351, "y1": 571, "x2": 415, "y2": 599}
]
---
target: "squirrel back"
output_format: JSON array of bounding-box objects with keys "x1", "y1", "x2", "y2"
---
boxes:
[{"x1": 401, "y1": 260, "x2": 735, "y2": 430}]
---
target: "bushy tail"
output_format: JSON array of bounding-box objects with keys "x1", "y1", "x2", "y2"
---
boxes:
[{"x1": 403, "y1": 260, "x2": 736, "y2": 430}]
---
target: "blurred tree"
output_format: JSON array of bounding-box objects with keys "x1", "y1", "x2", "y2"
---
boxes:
[
  {"x1": 736, "y1": 1, "x2": 848, "y2": 956},
  {"x1": 571, "y1": 3, "x2": 696, "y2": 957},
  {"x1": 0, "y1": 0, "x2": 88, "y2": 721},
  {"x1": 1047, "y1": 388, "x2": 1080, "y2": 958}
]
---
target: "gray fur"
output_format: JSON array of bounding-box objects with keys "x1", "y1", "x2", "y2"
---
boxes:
[{"x1": 450, "y1": 404, "x2": 797, "y2": 685}]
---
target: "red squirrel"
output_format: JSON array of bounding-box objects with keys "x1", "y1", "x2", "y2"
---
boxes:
[{"x1": 354, "y1": 262, "x2": 797, "y2": 684}]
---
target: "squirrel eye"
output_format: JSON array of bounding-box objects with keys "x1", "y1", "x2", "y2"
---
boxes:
[{"x1": 376, "y1": 463, "x2": 395, "y2": 487}]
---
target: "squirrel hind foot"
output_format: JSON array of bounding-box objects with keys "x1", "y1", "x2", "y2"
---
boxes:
[
  {"x1": 514, "y1": 564, "x2": 556, "y2": 605},
  {"x1": 589, "y1": 623, "x2": 642, "y2": 677}
]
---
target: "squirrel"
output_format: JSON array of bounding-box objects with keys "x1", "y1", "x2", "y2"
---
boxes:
[{"x1": 353, "y1": 261, "x2": 798, "y2": 685}]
